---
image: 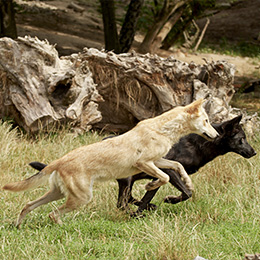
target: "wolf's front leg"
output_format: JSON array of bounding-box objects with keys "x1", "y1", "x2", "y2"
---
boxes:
[
  {"x1": 154, "y1": 158, "x2": 194, "y2": 191},
  {"x1": 134, "y1": 161, "x2": 170, "y2": 191}
]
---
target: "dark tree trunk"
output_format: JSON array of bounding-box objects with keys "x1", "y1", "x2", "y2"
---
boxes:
[
  {"x1": 0, "y1": 0, "x2": 17, "y2": 39},
  {"x1": 119, "y1": 0, "x2": 144, "y2": 53},
  {"x1": 100, "y1": 0, "x2": 120, "y2": 53}
]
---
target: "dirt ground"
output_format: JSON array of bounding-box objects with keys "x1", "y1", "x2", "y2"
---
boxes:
[{"x1": 15, "y1": 0, "x2": 260, "y2": 85}]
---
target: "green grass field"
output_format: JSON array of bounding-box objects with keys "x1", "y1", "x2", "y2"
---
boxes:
[{"x1": 0, "y1": 121, "x2": 260, "y2": 260}]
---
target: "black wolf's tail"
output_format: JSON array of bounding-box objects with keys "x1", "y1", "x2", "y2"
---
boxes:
[{"x1": 29, "y1": 161, "x2": 47, "y2": 171}]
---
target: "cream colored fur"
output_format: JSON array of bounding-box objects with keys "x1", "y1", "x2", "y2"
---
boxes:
[{"x1": 3, "y1": 99, "x2": 218, "y2": 227}]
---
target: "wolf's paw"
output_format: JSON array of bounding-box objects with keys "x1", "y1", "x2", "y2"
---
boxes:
[
  {"x1": 146, "y1": 203, "x2": 157, "y2": 211},
  {"x1": 130, "y1": 211, "x2": 146, "y2": 219},
  {"x1": 145, "y1": 182, "x2": 153, "y2": 191},
  {"x1": 49, "y1": 213, "x2": 63, "y2": 225},
  {"x1": 145, "y1": 181, "x2": 158, "y2": 191},
  {"x1": 164, "y1": 195, "x2": 181, "y2": 204},
  {"x1": 185, "y1": 180, "x2": 194, "y2": 192}
]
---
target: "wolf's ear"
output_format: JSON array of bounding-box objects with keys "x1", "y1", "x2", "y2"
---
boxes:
[
  {"x1": 221, "y1": 115, "x2": 242, "y2": 133},
  {"x1": 230, "y1": 114, "x2": 242, "y2": 125},
  {"x1": 185, "y1": 99, "x2": 205, "y2": 116}
]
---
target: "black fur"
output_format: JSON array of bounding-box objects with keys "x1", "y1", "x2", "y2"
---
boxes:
[
  {"x1": 29, "y1": 115, "x2": 256, "y2": 215},
  {"x1": 29, "y1": 161, "x2": 47, "y2": 170}
]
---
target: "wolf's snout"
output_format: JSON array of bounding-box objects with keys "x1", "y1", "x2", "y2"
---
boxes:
[
  {"x1": 209, "y1": 128, "x2": 219, "y2": 138},
  {"x1": 203, "y1": 126, "x2": 219, "y2": 140}
]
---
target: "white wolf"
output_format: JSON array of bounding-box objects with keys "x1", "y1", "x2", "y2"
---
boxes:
[{"x1": 3, "y1": 99, "x2": 218, "y2": 227}]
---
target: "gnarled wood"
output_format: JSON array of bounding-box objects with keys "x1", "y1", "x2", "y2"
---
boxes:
[
  {"x1": 0, "y1": 36, "x2": 102, "y2": 133},
  {"x1": 79, "y1": 48, "x2": 236, "y2": 132},
  {"x1": 0, "y1": 36, "x2": 250, "y2": 134}
]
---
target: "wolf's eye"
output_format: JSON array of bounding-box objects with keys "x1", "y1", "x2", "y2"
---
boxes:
[
  {"x1": 205, "y1": 119, "x2": 209, "y2": 124},
  {"x1": 239, "y1": 138, "x2": 245, "y2": 145}
]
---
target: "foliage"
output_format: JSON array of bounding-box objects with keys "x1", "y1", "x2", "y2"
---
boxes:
[
  {"x1": 137, "y1": 0, "x2": 216, "y2": 51},
  {"x1": 0, "y1": 120, "x2": 260, "y2": 259},
  {"x1": 137, "y1": 0, "x2": 216, "y2": 31},
  {"x1": 137, "y1": 0, "x2": 171, "y2": 32}
]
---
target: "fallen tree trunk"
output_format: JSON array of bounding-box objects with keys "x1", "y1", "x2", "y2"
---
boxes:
[
  {"x1": 80, "y1": 48, "x2": 236, "y2": 132},
  {"x1": 0, "y1": 36, "x2": 246, "y2": 134}
]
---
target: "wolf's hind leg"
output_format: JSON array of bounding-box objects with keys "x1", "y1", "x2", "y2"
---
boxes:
[
  {"x1": 49, "y1": 184, "x2": 93, "y2": 224},
  {"x1": 154, "y1": 158, "x2": 194, "y2": 191},
  {"x1": 16, "y1": 186, "x2": 64, "y2": 228}
]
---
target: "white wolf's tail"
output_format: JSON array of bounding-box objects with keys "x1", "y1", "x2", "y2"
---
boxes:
[{"x1": 3, "y1": 170, "x2": 50, "y2": 192}]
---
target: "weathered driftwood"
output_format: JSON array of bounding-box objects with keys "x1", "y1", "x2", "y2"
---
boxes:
[
  {"x1": 0, "y1": 36, "x2": 242, "y2": 134},
  {"x1": 0, "y1": 36, "x2": 102, "y2": 133},
  {"x1": 79, "y1": 48, "x2": 236, "y2": 132}
]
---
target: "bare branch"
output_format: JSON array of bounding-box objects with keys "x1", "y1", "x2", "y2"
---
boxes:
[{"x1": 194, "y1": 18, "x2": 210, "y2": 52}]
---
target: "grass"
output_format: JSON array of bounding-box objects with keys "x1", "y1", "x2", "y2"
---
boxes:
[
  {"x1": 231, "y1": 94, "x2": 260, "y2": 115},
  {"x1": 198, "y1": 39, "x2": 260, "y2": 61},
  {"x1": 0, "y1": 121, "x2": 260, "y2": 259}
]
